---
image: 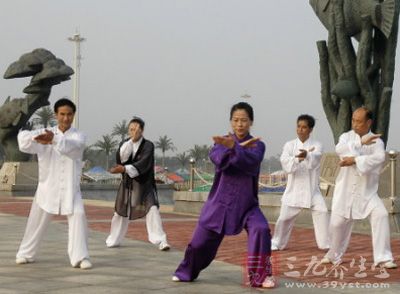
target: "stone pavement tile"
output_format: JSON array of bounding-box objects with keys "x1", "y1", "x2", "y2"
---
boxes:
[
  {"x1": 0, "y1": 276, "x2": 36, "y2": 284},
  {"x1": 3, "y1": 265, "x2": 86, "y2": 280},
  {"x1": 113, "y1": 278, "x2": 190, "y2": 291},
  {"x1": 51, "y1": 274, "x2": 128, "y2": 286},
  {"x1": 158, "y1": 284, "x2": 253, "y2": 294},
  {"x1": 0, "y1": 289, "x2": 30, "y2": 294},
  {"x1": 39, "y1": 285, "x2": 135, "y2": 294},
  {"x1": 0, "y1": 279, "x2": 85, "y2": 293}
]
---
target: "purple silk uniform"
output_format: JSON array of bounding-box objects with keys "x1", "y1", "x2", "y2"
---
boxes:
[{"x1": 175, "y1": 134, "x2": 272, "y2": 287}]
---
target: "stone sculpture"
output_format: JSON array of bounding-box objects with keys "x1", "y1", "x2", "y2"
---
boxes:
[
  {"x1": 0, "y1": 49, "x2": 74, "y2": 161},
  {"x1": 310, "y1": 0, "x2": 399, "y2": 144}
]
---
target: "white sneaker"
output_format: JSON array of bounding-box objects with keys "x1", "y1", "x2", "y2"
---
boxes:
[
  {"x1": 172, "y1": 275, "x2": 180, "y2": 282},
  {"x1": 107, "y1": 244, "x2": 120, "y2": 248},
  {"x1": 320, "y1": 257, "x2": 331, "y2": 264},
  {"x1": 79, "y1": 259, "x2": 92, "y2": 270},
  {"x1": 159, "y1": 242, "x2": 170, "y2": 251},
  {"x1": 382, "y1": 261, "x2": 397, "y2": 269},
  {"x1": 261, "y1": 276, "x2": 276, "y2": 288},
  {"x1": 16, "y1": 257, "x2": 34, "y2": 264},
  {"x1": 271, "y1": 244, "x2": 279, "y2": 251}
]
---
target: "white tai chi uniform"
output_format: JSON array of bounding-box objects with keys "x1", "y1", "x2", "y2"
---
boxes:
[
  {"x1": 324, "y1": 130, "x2": 394, "y2": 265},
  {"x1": 106, "y1": 138, "x2": 168, "y2": 248},
  {"x1": 272, "y1": 138, "x2": 330, "y2": 250},
  {"x1": 16, "y1": 126, "x2": 90, "y2": 267}
]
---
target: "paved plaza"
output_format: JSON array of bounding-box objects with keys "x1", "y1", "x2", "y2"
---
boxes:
[{"x1": 0, "y1": 195, "x2": 399, "y2": 293}]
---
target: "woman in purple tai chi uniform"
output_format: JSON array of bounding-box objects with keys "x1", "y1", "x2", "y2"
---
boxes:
[{"x1": 173, "y1": 102, "x2": 275, "y2": 288}]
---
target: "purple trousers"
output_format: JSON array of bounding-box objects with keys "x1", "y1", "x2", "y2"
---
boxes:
[{"x1": 174, "y1": 207, "x2": 272, "y2": 287}]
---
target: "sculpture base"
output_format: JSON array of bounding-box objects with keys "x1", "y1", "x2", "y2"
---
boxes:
[{"x1": 0, "y1": 162, "x2": 38, "y2": 191}]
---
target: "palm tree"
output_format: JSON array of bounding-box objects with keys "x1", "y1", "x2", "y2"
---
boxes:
[
  {"x1": 189, "y1": 144, "x2": 210, "y2": 162},
  {"x1": 93, "y1": 135, "x2": 118, "y2": 169},
  {"x1": 176, "y1": 152, "x2": 189, "y2": 169},
  {"x1": 112, "y1": 119, "x2": 129, "y2": 142},
  {"x1": 33, "y1": 106, "x2": 55, "y2": 128},
  {"x1": 189, "y1": 144, "x2": 211, "y2": 170},
  {"x1": 200, "y1": 144, "x2": 211, "y2": 160},
  {"x1": 188, "y1": 145, "x2": 203, "y2": 163},
  {"x1": 155, "y1": 135, "x2": 176, "y2": 168}
]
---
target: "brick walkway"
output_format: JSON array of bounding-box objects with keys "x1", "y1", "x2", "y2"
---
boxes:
[{"x1": 1, "y1": 196, "x2": 399, "y2": 287}]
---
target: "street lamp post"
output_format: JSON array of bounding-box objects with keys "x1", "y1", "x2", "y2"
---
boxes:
[
  {"x1": 388, "y1": 150, "x2": 399, "y2": 232},
  {"x1": 388, "y1": 150, "x2": 398, "y2": 213},
  {"x1": 68, "y1": 32, "x2": 86, "y2": 128},
  {"x1": 189, "y1": 158, "x2": 196, "y2": 192}
]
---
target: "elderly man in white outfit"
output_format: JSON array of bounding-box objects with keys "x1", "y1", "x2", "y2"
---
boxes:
[
  {"x1": 322, "y1": 107, "x2": 397, "y2": 269},
  {"x1": 15, "y1": 98, "x2": 91, "y2": 269},
  {"x1": 272, "y1": 114, "x2": 330, "y2": 251}
]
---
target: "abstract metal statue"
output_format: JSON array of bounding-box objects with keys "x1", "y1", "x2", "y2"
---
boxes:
[
  {"x1": 0, "y1": 49, "x2": 74, "y2": 161},
  {"x1": 310, "y1": 0, "x2": 399, "y2": 144}
]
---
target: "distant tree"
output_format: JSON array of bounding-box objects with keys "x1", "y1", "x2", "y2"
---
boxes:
[
  {"x1": 82, "y1": 145, "x2": 101, "y2": 170},
  {"x1": 261, "y1": 154, "x2": 282, "y2": 173},
  {"x1": 112, "y1": 119, "x2": 129, "y2": 142},
  {"x1": 188, "y1": 144, "x2": 209, "y2": 162},
  {"x1": 155, "y1": 135, "x2": 176, "y2": 168},
  {"x1": 188, "y1": 145, "x2": 202, "y2": 162},
  {"x1": 32, "y1": 106, "x2": 55, "y2": 128},
  {"x1": 176, "y1": 152, "x2": 189, "y2": 169},
  {"x1": 93, "y1": 135, "x2": 118, "y2": 169},
  {"x1": 189, "y1": 144, "x2": 211, "y2": 170}
]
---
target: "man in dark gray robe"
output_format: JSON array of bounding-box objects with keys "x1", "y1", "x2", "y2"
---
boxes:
[{"x1": 106, "y1": 117, "x2": 170, "y2": 251}]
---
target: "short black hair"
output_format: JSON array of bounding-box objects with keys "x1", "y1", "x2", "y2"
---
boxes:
[
  {"x1": 297, "y1": 114, "x2": 315, "y2": 128},
  {"x1": 129, "y1": 116, "x2": 145, "y2": 130},
  {"x1": 54, "y1": 98, "x2": 76, "y2": 113},
  {"x1": 230, "y1": 102, "x2": 254, "y2": 121}
]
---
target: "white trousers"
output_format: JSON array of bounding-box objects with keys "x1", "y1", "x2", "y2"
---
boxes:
[
  {"x1": 16, "y1": 198, "x2": 90, "y2": 267},
  {"x1": 325, "y1": 200, "x2": 394, "y2": 265},
  {"x1": 106, "y1": 205, "x2": 168, "y2": 247},
  {"x1": 272, "y1": 205, "x2": 330, "y2": 250}
]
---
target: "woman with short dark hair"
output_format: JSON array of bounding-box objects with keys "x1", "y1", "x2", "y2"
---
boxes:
[{"x1": 173, "y1": 102, "x2": 275, "y2": 288}]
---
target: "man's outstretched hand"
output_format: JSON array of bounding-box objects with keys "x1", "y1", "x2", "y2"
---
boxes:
[
  {"x1": 109, "y1": 164, "x2": 125, "y2": 174},
  {"x1": 361, "y1": 134, "x2": 381, "y2": 145},
  {"x1": 34, "y1": 130, "x2": 54, "y2": 145},
  {"x1": 339, "y1": 157, "x2": 356, "y2": 167}
]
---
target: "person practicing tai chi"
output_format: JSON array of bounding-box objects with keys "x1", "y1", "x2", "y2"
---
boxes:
[
  {"x1": 173, "y1": 102, "x2": 275, "y2": 288},
  {"x1": 106, "y1": 117, "x2": 170, "y2": 251},
  {"x1": 16, "y1": 98, "x2": 92, "y2": 269},
  {"x1": 271, "y1": 114, "x2": 330, "y2": 251},
  {"x1": 322, "y1": 107, "x2": 397, "y2": 269}
]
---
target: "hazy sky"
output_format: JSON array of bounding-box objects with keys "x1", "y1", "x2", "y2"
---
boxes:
[{"x1": 1, "y1": 0, "x2": 399, "y2": 157}]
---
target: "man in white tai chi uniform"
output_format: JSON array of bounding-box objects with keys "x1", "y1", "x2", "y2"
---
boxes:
[
  {"x1": 272, "y1": 114, "x2": 330, "y2": 251},
  {"x1": 16, "y1": 98, "x2": 92, "y2": 269},
  {"x1": 106, "y1": 117, "x2": 170, "y2": 251},
  {"x1": 322, "y1": 107, "x2": 397, "y2": 269}
]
